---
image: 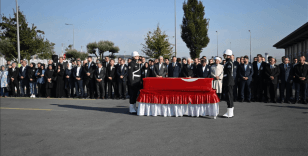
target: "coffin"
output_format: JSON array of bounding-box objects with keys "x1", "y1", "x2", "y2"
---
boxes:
[{"x1": 142, "y1": 78, "x2": 213, "y2": 91}]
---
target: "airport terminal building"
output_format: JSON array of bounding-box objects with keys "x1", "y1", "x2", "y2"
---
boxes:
[{"x1": 273, "y1": 22, "x2": 308, "y2": 60}]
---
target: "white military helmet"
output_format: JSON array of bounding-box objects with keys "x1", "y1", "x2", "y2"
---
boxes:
[
  {"x1": 223, "y1": 49, "x2": 233, "y2": 56},
  {"x1": 131, "y1": 51, "x2": 140, "y2": 57}
]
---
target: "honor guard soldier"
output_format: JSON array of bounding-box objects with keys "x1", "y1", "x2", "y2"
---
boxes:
[
  {"x1": 222, "y1": 49, "x2": 235, "y2": 118},
  {"x1": 128, "y1": 51, "x2": 142, "y2": 113}
]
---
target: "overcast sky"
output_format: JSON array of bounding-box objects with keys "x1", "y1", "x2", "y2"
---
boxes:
[{"x1": 2, "y1": 0, "x2": 308, "y2": 59}]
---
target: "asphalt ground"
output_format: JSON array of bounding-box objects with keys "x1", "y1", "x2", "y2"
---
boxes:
[{"x1": 0, "y1": 97, "x2": 307, "y2": 156}]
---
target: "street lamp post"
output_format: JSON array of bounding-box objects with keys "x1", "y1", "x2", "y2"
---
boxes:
[
  {"x1": 216, "y1": 31, "x2": 218, "y2": 56},
  {"x1": 65, "y1": 23, "x2": 74, "y2": 49},
  {"x1": 16, "y1": 0, "x2": 20, "y2": 63},
  {"x1": 174, "y1": 0, "x2": 177, "y2": 57},
  {"x1": 249, "y1": 30, "x2": 251, "y2": 63}
]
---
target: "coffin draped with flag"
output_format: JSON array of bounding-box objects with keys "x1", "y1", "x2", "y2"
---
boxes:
[{"x1": 137, "y1": 78, "x2": 220, "y2": 117}]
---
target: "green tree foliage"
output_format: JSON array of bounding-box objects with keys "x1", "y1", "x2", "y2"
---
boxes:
[
  {"x1": 0, "y1": 38, "x2": 14, "y2": 60},
  {"x1": 141, "y1": 24, "x2": 174, "y2": 59},
  {"x1": 0, "y1": 8, "x2": 52, "y2": 61},
  {"x1": 37, "y1": 39, "x2": 56, "y2": 60},
  {"x1": 181, "y1": 0, "x2": 210, "y2": 59},
  {"x1": 65, "y1": 49, "x2": 88, "y2": 61},
  {"x1": 87, "y1": 40, "x2": 120, "y2": 59}
]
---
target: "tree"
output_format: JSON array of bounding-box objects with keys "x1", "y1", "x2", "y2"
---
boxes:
[
  {"x1": 86, "y1": 42, "x2": 98, "y2": 58},
  {"x1": 65, "y1": 49, "x2": 88, "y2": 61},
  {"x1": 0, "y1": 8, "x2": 50, "y2": 61},
  {"x1": 141, "y1": 24, "x2": 174, "y2": 59},
  {"x1": 37, "y1": 39, "x2": 56, "y2": 60},
  {"x1": 0, "y1": 38, "x2": 14, "y2": 61},
  {"x1": 181, "y1": 0, "x2": 210, "y2": 59},
  {"x1": 87, "y1": 40, "x2": 120, "y2": 59}
]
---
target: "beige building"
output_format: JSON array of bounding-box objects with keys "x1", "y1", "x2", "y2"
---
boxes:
[{"x1": 273, "y1": 22, "x2": 308, "y2": 61}]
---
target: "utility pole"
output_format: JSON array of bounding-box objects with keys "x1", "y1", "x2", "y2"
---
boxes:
[
  {"x1": 249, "y1": 30, "x2": 251, "y2": 63},
  {"x1": 16, "y1": 0, "x2": 20, "y2": 63},
  {"x1": 174, "y1": 0, "x2": 177, "y2": 57},
  {"x1": 216, "y1": 31, "x2": 218, "y2": 56}
]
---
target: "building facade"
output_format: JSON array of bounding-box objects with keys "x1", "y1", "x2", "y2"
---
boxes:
[{"x1": 273, "y1": 22, "x2": 308, "y2": 61}]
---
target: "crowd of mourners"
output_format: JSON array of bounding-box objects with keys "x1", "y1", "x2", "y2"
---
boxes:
[{"x1": 0, "y1": 54, "x2": 307, "y2": 104}]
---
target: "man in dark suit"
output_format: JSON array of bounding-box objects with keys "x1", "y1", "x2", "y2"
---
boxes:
[
  {"x1": 238, "y1": 56, "x2": 254, "y2": 102},
  {"x1": 264, "y1": 58, "x2": 280, "y2": 103},
  {"x1": 117, "y1": 59, "x2": 128, "y2": 99},
  {"x1": 182, "y1": 58, "x2": 196, "y2": 78},
  {"x1": 106, "y1": 59, "x2": 116, "y2": 99},
  {"x1": 293, "y1": 56, "x2": 308, "y2": 104},
  {"x1": 252, "y1": 55, "x2": 266, "y2": 102},
  {"x1": 94, "y1": 61, "x2": 106, "y2": 99},
  {"x1": 231, "y1": 55, "x2": 240, "y2": 102},
  {"x1": 164, "y1": 58, "x2": 169, "y2": 77},
  {"x1": 103, "y1": 56, "x2": 110, "y2": 98},
  {"x1": 8, "y1": 62, "x2": 20, "y2": 97},
  {"x1": 114, "y1": 57, "x2": 122, "y2": 99},
  {"x1": 153, "y1": 56, "x2": 167, "y2": 77},
  {"x1": 278, "y1": 57, "x2": 293, "y2": 103},
  {"x1": 58, "y1": 56, "x2": 68, "y2": 70},
  {"x1": 19, "y1": 60, "x2": 29, "y2": 97},
  {"x1": 197, "y1": 59, "x2": 211, "y2": 78},
  {"x1": 168, "y1": 56, "x2": 182, "y2": 77},
  {"x1": 84, "y1": 56, "x2": 96, "y2": 99},
  {"x1": 72, "y1": 60, "x2": 84, "y2": 98}
]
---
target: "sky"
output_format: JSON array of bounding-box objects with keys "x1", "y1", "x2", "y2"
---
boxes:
[{"x1": 1, "y1": 0, "x2": 308, "y2": 59}]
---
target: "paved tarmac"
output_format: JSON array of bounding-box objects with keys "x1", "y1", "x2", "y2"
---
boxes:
[{"x1": 1, "y1": 97, "x2": 307, "y2": 156}]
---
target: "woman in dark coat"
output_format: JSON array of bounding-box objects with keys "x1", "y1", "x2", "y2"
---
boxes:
[
  {"x1": 36, "y1": 64, "x2": 46, "y2": 97},
  {"x1": 28, "y1": 63, "x2": 37, "y2": 98},
  {"x1": 55, "y1": 64, "x2": 65, "y2": 98},
  {"x1": 44, "y1": 65, "x2": 55, "y2": 98},
  {"x1": 141, "y1": 62, "x2": 150, "y2": 89}
]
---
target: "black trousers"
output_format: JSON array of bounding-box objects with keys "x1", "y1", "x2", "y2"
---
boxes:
[
  {"x1": 84, "y1": 79, "x2": 94, "y2": 98},
  {"x1": 108, "y1": 80, "x2": 116, "y2": 98},
  {"x1": 104, "y1": 77, "x2": 108, "y2": 98},
  {"x1": 129, "y1": 86, "x2": 139, "y2": 104},
  {"x1": 233, "y1": 79, "x2": 238, "y2": 101},
  {"x1": 96, "y1": 81, "x2": 105, "y2": 98},
  {"x1": 10, "y1": 80, "x2": 19, "y2": 97},
  {"x1": 46, "y1": 87, "x2": 52, "y2": 97},
  {"x1": 226, "y1": 85, "x2": 233, "y2": 108},
  {"x1": 118, "y1": 81, "x2": 127, "y2": 98},
  {"x1": 265, "y1": 82, "x2": 277, "y2": 102},
  {"x1": 37, "y1": 83, "x2": 45, "y2": 97},
  {"x1": 279, "y1": 81, "x2": 291, "y2": 101},
  {"x1": 240, "y1": 80, "x2": 251, "y2": 100},
  {"x1": 253, "y1": 79, "x2": 264, "y2": 101},
  {"x1": 295, "y1": 82, "x2": 306, "y2": 101}
]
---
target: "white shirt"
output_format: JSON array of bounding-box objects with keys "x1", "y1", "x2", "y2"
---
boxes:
[
  {"x1": 159, "y1": 63, "x2": 162, "y2": 70},
  {"x1": 77, "y1": 66, "x2": 81, "y2": 76},
  {"x1": 121, "y1": 65, "x2": 124, "y2": 71},
  {"x1": 98, "y1": 67, "x2": 102, "y2": 74},
  {"x1": 244, "y1": 64, "x2": 248, "y2": 71},
  {"x1": 110, "y1": 66, "x2": 113, "y2": 71},
  {"x1": 173, "y1": 62, "x2": 176, "y2": 67},
  {"x1": 202, "y1": 66, "x2": 206, "y2": 72},
  {"x1": 145, "y1": 69, "x2": 148, "y2": 77},
  {"x1": 22, "y1": 66, "x2": 26, "y2": 72}
]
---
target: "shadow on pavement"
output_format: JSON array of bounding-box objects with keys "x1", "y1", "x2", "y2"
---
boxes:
[
  {"x1": 51, "y1": 104, "x2": 131, "y2": 115},
  {"x1": 266, "y1": 105, "x2": 308, "y2": 110}
]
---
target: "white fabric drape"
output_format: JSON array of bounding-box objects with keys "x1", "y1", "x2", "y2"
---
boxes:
[{"x1": 137, "y1": 103, "x2": 219, "y2": 117}]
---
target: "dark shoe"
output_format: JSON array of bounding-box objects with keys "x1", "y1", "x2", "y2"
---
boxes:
[
  {"x1": 272, "y1": 101, "x2": 277, "y2": 103},
  {"x1": 247, "y1": 100, "x2": 251, "y2": 103},
  {"x1": 302, "y1": 100, "x2": 307, "y2": 104},
  {"x1": 286, "y1": 101, "x2": 291, "y2": 104},
  {"x1": 240, "y1": 99, "x2": 244, "y2": 102},
  {"x1": 293, "y1": 100, "x2": 298, "y2": 104},
  {"x1": 280, "y1": 100, "x2": 284, "y2": 104}
]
